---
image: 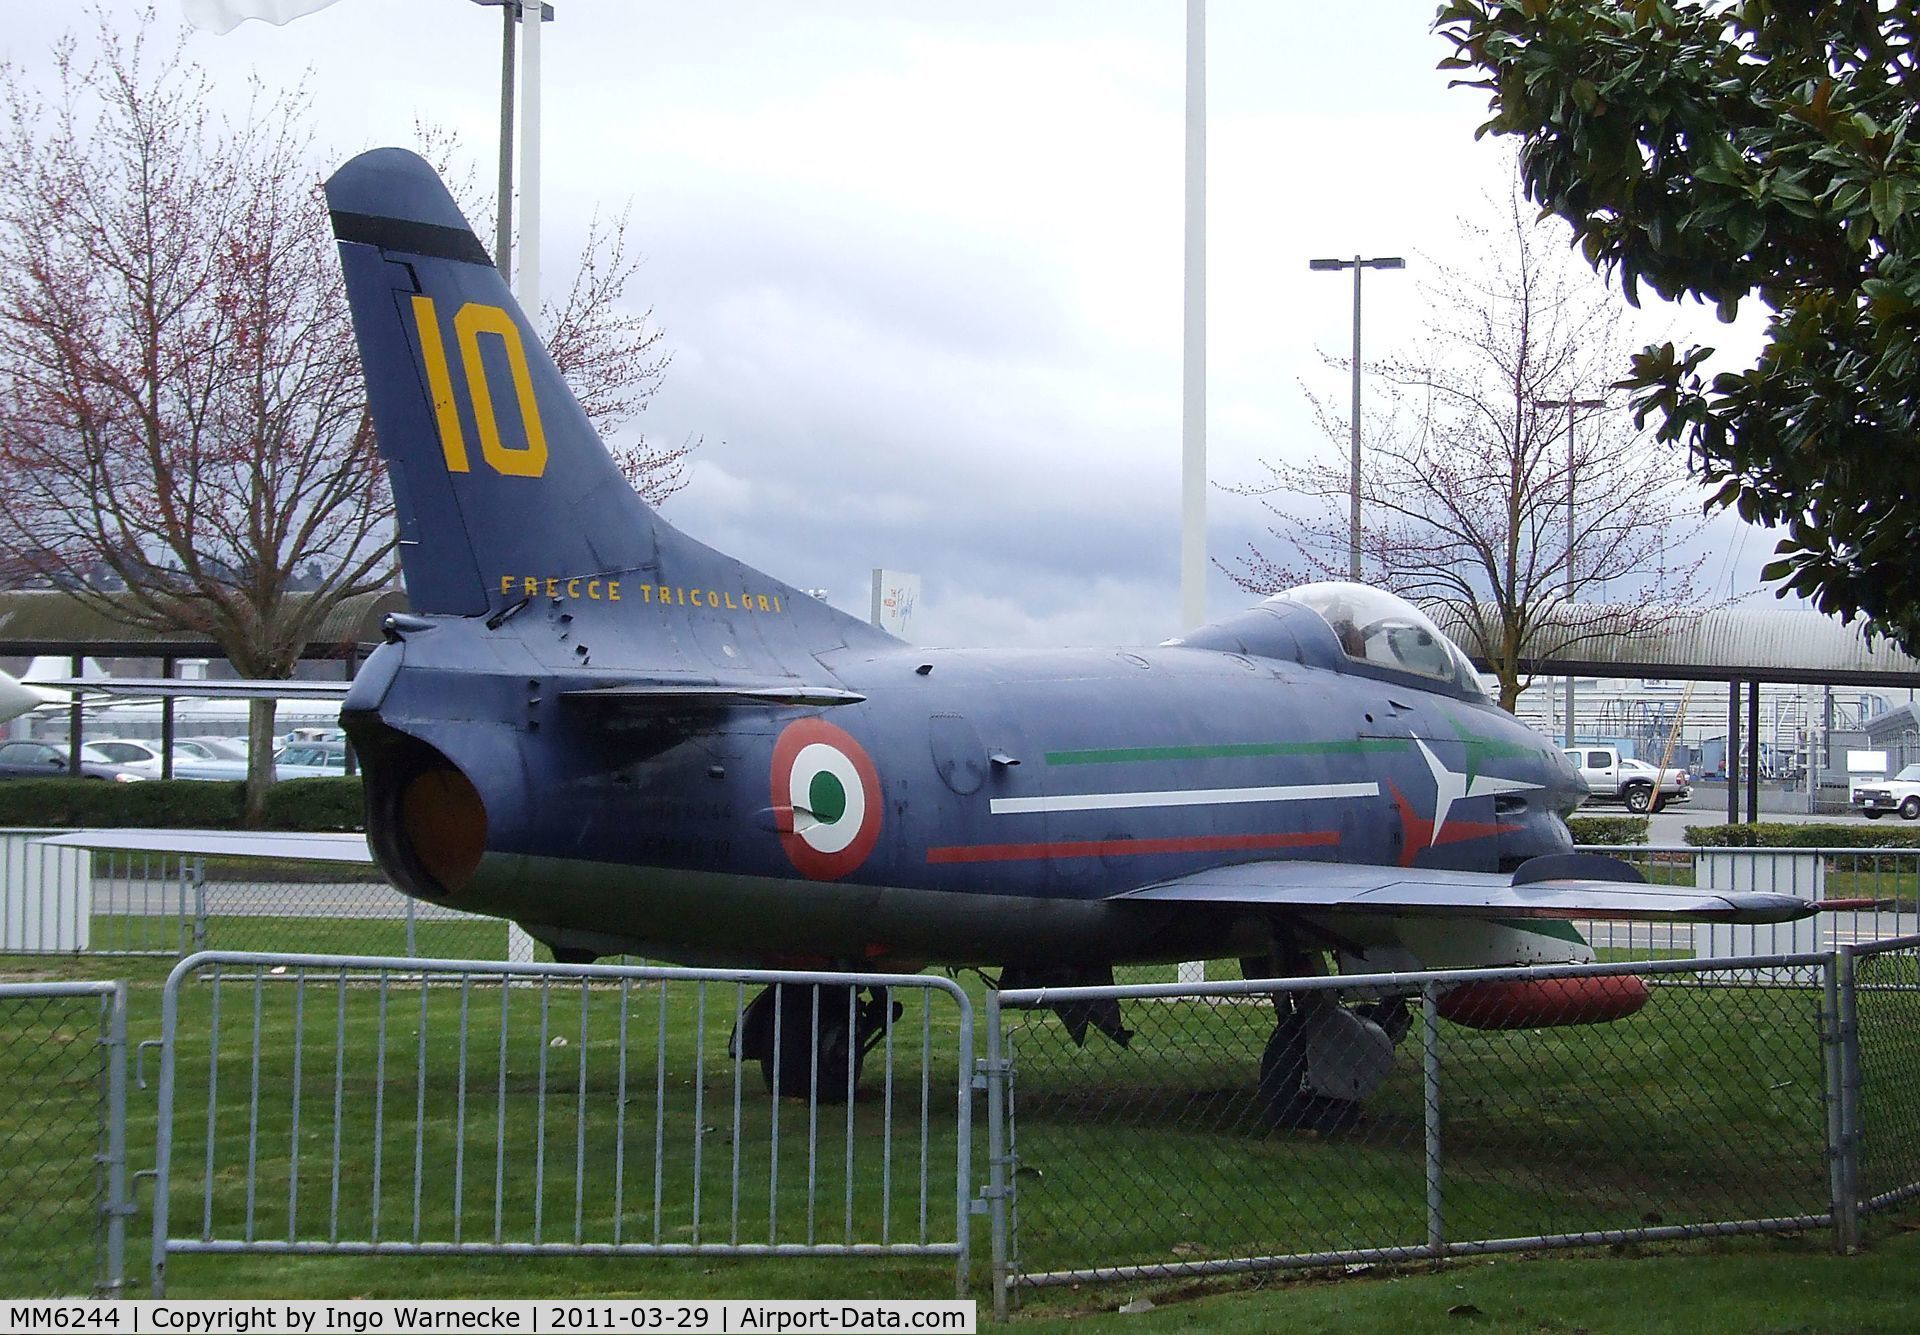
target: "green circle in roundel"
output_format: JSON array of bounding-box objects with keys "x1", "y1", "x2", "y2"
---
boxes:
[{"x1": 809, "y1": 769, "x2": 849, "y2": 825}]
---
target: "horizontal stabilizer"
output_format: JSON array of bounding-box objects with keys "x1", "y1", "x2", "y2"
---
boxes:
[
  {"x1": 562, "y1": 680, "x2": 865, "y2": 710},
  {"x1": 35, "y1": 829, "x2": 373, "y2": 864},
  {"x1": 28, "y1": 677, "x2": 350, "y2": 700},
  {"x1": 1118, "y1": 858, "x2": 1814, "y2": 923}
]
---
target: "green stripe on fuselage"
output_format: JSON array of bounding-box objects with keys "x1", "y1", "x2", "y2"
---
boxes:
[{"x1": 1046, "y1": 738, "x2": 1410, "y2": 766}]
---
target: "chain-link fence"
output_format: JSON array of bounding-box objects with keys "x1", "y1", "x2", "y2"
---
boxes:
[
  {"x1": 984, "y1": 950, "x2": 1915, "y2": 1317},
  {"x1": 0, "y1": 981, "x2": 128, "y2": 1297},
  {"x1": 1851, "y1": 936, "x2": 1920, "y2": 1223},
  {"x1": 148, "y1": 952, "x2": 975, "y2": 1297}
]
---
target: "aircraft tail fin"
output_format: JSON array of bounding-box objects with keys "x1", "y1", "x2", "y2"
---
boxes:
[
  {"x1": 327, "y1": 148, "x2": 671, "y2": 617},
  {"x1": 327, "y1": 149, "x2": 895, "y2": 669}
]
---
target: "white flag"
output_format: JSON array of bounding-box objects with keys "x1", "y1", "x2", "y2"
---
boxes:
[{"x1": 182, "y1": 0, "x2": 348, "y2": 36}]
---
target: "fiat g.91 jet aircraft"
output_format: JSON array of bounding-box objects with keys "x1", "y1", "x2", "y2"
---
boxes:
[{"x1": 321, "y1": 149, "x2": 1811, "y2": 1122}]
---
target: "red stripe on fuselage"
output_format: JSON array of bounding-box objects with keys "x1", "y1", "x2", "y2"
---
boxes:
[{"x1": 926, "y1": 830, "x2": 1339, "y2": 865}]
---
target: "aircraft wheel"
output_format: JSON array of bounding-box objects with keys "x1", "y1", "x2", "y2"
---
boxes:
[
  {"x1": 1257, "y1": 1014, "x2": 1310, "y2": 1125},
  {"x1": 1901, "y1": 797, "x2": 1920, "y2": 821},
  {"x1": 735, "y1": 984, "x2": 865, "y2": 1103},
  {"x1": 1623, "y1": 783, "x2": 1653, "y2": 814}
]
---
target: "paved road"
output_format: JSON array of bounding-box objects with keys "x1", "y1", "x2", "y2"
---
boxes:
[{"x1": 92, "y1": 877, "x2": 469, "y2": 920}]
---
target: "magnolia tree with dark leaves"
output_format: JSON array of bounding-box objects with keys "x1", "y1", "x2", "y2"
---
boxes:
[
  {"x1": 1229, "y1": 186, "x2": 1710, "y2": 711},
  {"x1": 0, "y1": 16, "x2": 691, "y2": 816},
  {"x1": 1437, "y1": 1, "x2": 1920, "y2": 649}
]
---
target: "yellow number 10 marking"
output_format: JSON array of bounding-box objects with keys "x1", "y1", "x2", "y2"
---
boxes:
[{"x1": 410, "y1": 295, "x2": 549, "y2": 478}]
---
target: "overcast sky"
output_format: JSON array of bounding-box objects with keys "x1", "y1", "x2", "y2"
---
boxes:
[{"x1": 3, "y1": 2, "x2": 1782, "y2": 648}]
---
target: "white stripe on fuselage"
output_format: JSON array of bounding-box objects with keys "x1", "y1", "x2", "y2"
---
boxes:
[{"x1": 989, "y1": 782, "x2": 1380, "y2": 815}]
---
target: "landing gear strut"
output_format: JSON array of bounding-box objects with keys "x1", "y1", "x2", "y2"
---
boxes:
[
  {"x1": 1243, "y1": 951, "x2": 1396, "y2": 1133},
  {"x1": 731, "y1": 983, "x2": 900, "y2": 1102}
]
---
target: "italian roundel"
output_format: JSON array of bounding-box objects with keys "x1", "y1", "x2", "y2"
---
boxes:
[{"x1": 770, "y1": 718, "x2": 883, "y2": 880}]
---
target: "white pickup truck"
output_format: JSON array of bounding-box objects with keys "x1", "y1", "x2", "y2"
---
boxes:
[
  {"x1": 1563, "y1": 745, "x2": 1692, "y2": 814},
  {"x1": 1851, "y1": 763, "x2": 1920, "y2": 820}
]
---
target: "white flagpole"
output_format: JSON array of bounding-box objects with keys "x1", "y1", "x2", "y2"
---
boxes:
[
  {"x1": 505, "y1": 0, "x2": 548, "y2": 969},
  {"x1": 517, "y1": 2, "x2": 544, "y2": 321},
  {"x1": 1177, "y1": 0, "x2": 1208, "y2": 989},
  {"x1": 1179, "y1": 0, "x2": 1206, "y2": 635}
]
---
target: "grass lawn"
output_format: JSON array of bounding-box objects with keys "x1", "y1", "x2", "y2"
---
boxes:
[{"x1": 2, "y1": 939, "x2": 1917, "y2": 1331}]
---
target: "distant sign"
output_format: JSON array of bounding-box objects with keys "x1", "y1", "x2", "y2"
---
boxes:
[
  {"x1": 870, "y1": 570, "x2": 920, "y2": 641},
  {"x1": 1847, "y1": 749, "x2": 1889, "y2": 775}
]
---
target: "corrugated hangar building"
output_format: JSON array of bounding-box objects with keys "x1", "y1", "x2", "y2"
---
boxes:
[{"x1": 1427, "y1": 602, "x2": 1920, "y2": 823}]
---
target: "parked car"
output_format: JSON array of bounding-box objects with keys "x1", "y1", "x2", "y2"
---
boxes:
[
  {"x1": 274, "y1": 739, "x2": 349, "y2": 778},
  {"x1": 174, "y1": 737, "x2": 250, "y2": 764},
  {"x1": 0, "y1": 740, "x2": 147, "y2": 782},
  {"x1": 1564, "y1": 745, "x2": 1691, "y2": 813},
  {"x1": 87, "y1": 738, "x2": 168, "y2": 774},
  {"x1": 86, "y1": 737, "x2": 257, "y2": 781},
  {"x1": 1852, "y1": 763, "x2": 1920, "y2": 820}
]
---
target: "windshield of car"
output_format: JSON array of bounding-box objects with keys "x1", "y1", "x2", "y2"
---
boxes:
[{"x1": 1896, "y1": 764, "x2": 1920, "y2": 782}]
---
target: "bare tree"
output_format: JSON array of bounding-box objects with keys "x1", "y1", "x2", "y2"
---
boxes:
[
  {"x1": 0, "y1": 11, "x2": 695, "y2": 816},
  {"x1": 1229, "y1": 185, "x2": 1711, "y2": 712},
  {"x1": 415, "y1": 122, "x2": 696, "y2": 505},
  {"x1": 0, "y1": 22, "x2": 388, "y2": 812}
]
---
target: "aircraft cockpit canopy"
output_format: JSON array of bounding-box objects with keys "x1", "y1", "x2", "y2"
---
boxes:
[{"x1": 1277, "y1": 583, "x2": 1489, "y2": 700}]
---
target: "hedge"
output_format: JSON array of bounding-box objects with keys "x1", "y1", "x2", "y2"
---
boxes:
[
  {"x1": 0, "y1": 777, "x2": 364, "y2": 830},
  {"x1": 1684, "y1": 821, "x2": 1920, "y2": 849},
  {"x1": 259, "y1": 777, "x2": 368, "y2": 832},
  {"x1": 1567, "y1": 814, "x2": 1650, "y2": 846}
]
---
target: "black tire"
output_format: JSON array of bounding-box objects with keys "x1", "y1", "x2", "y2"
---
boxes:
[
  {"x1": 1623, "y1": 783, "x2": 1653, "y2": 814},
  {"x1": 1866, "y1": 810, "x2": 1886, "y2": 820},
  {"x1": 1257, "y1": 1015, "x2": 1310, "y2": 1127},
  {"x1": 750, "y1": 984, "x2": 863, "y2": 1103},
  {"x1": 1900, "y1": 797, "x2": 1920, "y2": 821}
]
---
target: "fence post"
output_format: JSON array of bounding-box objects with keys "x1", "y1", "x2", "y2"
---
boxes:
[
  {"x1": 1836, "y1": 948, "x2": 1861, "y2": 1253},
  {"x1": 1421, "y1": 984, "x2": 1445, "y2": 1262},
  {"x1": 150, "y1": 962, "x2": 185, "y2": 1297},
  {"x1": 983, "y1": 990, "x2": 1010, "y2": 1323},
  {"x1": 101, "y1": 980, "x2": 129, "y2": 1296},
  {"x1": 1822, "y1": 952, "x2": 1860, "y2": 1253},
  {"x1": 189, "y1": 857, "x2": 208, "y2": 955}
]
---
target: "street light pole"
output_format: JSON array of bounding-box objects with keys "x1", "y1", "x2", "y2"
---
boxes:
[
  {"x1": 1310, "y1": 255, "x2": 1404, "y2": 580},
  {"x1": 469, "y1": 1, "x2": 555, "y2": 302},
  {"x1": 1532, "y1": 394, "x2": 1605, "y2": 746}
]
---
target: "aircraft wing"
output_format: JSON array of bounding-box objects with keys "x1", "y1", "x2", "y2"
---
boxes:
[
  {"x1": 28, "y1": 677, "x2": 350, "y2": 700},
  {"x1": 34, "y1": 829, "x2": 374, "y2": 864},
  {"x1": 1116, "y1": 855, "x2": 1813, "y2": 923}
]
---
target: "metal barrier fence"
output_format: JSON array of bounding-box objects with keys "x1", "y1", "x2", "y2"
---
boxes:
[
  {"x1": 1, "y1": 830, "x2": 506, "y2": 959},
  {"x1": 1573, "y1": 844, "x2": 1920, "y2": 959},
  {"x1": 984, "y1": 947, "x2": 1920, "y2": 1319},
  {"x1": 8, "y1": 837, "x2": 1914, "y2": 965},
  {"x1": 0, "y1": 980, "x2": 128, "y2": 1297},
  {"x1": 148, "y1": 952, "x2": 974, "y2": 1297}
]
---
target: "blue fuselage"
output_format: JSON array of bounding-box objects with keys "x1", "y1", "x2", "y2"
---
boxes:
[{"x1": 343, "y1": 596, "x2": 1584, "y2": 971}]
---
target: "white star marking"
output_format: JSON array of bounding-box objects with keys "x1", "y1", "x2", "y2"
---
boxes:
[{"x1": 1415, "y1": 739, "x2": 1544, "y2": 846}]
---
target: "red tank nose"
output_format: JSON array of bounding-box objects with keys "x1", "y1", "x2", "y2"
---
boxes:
[{"x1": 1437, "y1": 973, "x2": 1650, "y2": 1029}]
